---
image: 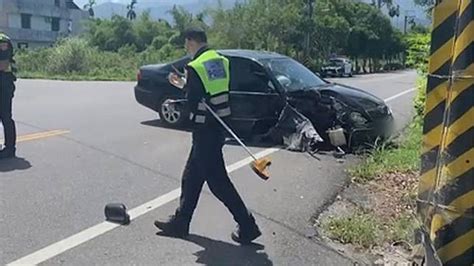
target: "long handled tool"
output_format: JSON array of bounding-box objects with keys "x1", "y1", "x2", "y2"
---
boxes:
[
  {"x1": 168, "y1": 73, "x2": 272, "y2": 180},
  {"x1": 202, "y1": 102, "x2": 272, "y2": 180}
]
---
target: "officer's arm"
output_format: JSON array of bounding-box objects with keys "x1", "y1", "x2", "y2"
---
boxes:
[{"x1": 184, "y1": 67, "x2": 206, "y2": 116}]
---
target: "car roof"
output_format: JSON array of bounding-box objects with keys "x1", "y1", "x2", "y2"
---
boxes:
[{"x1": 217, "y1": 49, "x2": 287, "y2": 61}]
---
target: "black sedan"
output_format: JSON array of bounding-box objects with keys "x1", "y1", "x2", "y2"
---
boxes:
[{"x1": 134, "y1": 50, "x2": 393, "y2": 148}]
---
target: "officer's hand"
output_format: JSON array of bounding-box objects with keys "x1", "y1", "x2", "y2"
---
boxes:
[{"x1": 168, "y1": 72, "x2": 186, "y2": 89}]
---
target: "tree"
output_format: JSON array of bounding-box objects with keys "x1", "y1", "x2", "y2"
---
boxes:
[
  {"x1": 127, "y1": 0, "x2": 138, "y2": 21},
  {"x1": 83, "y1": 0, "x2": 97, "y2": 18},
  {"x1": 133, "y1": 11, "x2": 173, "y2": 51},
  {"x1": 167, "y1": 5, "x2": 208, "y2": 46},
  {"x1": 414, "y1": 0, "x2": 435, "y2": 7},
  {"x1": 85, "y1": 15, "x2": 136, "y2": 52},
  {"x1": 372, "y1": 0, "x2": 400, "y2": 18}
]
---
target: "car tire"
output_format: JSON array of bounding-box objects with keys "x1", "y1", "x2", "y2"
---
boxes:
[{"x1": 158, "y1": 95, "x2": 187, "y2": 127}]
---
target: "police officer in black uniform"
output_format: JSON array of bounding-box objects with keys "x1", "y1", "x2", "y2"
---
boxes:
[
  {"x1": 0, "y1": 32, "x2": 17, "y2": 159},
  {"x1": 154, "y1": 28, "x2": 262, "y2": 244}
]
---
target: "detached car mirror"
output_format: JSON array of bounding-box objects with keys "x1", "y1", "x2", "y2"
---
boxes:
[{"x1": 105, "y1": 203, "x2": 130, "y2": 225}]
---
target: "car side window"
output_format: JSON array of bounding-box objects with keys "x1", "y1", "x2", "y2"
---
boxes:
[{"x1": 229, "y1": 58, "x2": 272, "y2": 93}]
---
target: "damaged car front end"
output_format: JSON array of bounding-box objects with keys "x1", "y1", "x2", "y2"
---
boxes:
[{"x1": 134, "y1": 49, "x2": 394, "y2": 151}]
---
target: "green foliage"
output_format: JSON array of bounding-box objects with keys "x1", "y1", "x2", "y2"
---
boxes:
[
  {"x1": 47, "y1": 38, "x2": 92, "y2": 74},
  {"x1": 85, "y1": 15, "x2": 137, "y2": 52},
  {"x1": 386, "y1": 214, "x2": 418, "y2": 244},
  {"x1": 414, "y1": 0, "x2": 434, "y2": 7},
  {"x1": 405, "y1": 33, "x2": 430, "y2": 73},
  {"x1": 350, "y1": 119, "x2": 423, "y2": 183},
  {"x1": 414, "y1": 77, "x2": 427, "y2": 117},
  {"x1": 208, "y1": 0, "x2": 405, "y2": 69},
  {"x1": 17, "y1": 1, "x2": 410, "y2": 80},
  {"x1": 323, "y1": 212, "x2": 380, "y2": 248}
]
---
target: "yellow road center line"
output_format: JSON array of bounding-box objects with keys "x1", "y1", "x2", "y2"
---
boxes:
[{"x1": 1, "y1": 130, "x2": 70, "y2": 143}]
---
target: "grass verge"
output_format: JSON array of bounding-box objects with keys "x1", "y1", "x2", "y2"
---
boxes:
[
  {"x1": 323, "y1": 117, "x2": 422, "y2": 250},
  {"x1": 17, "y1": 71, "x2": 135, "y2": 82},
  {"x1": 323, "y1": 212, "x2": 380, "y2": 248},
  {"x1": 349, "y1": 117, "x2": 422, "y2": 183}
]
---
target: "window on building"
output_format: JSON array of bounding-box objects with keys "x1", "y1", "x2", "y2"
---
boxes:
[
  {"x1": 21, "y1": 14, "x2": 32, "y2": 29},
  {"x1": 55, "y1": 0, "x2": 60, "y2": 7},
  {"x1": 18, "y1": 43, "x2": 29, "y2": 49},
  {"x1": 52, "y1": 17, "x2": 60, "y2": 32}
]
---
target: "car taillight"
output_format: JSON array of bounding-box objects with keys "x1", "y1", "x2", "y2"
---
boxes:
[{"x1": 136, "y1": 70, "x2": 142, "y2": 81}]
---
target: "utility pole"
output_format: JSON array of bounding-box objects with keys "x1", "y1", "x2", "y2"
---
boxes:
[
  {"x1": 304, "y1": 0, "x2": 315, "y2": 58},
  {"x1": 404, "y1": 10, "x2": 416, "y2": 34}
]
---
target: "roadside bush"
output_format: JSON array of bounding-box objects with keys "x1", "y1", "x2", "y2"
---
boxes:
[
  {"x1": 406, "y1": 33, "x2": 430, "y2": 73},
  {"x1": 414, "y1": 78, "x2": 427, "y2": 117},
  {"x1": 15, "y1": 48, "x2": 52, "y2": 73},
  {"x1": 47, "y1": 38, "x2": 92, "y2": 74}
]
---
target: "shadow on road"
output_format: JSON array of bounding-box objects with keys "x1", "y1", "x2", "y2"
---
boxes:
[
  {"x1": 0, "y1": 157, "x2": 32, "y2": 172},
  {"x1": 156, "y1": 232, "x2": 273, "y2": 265}
]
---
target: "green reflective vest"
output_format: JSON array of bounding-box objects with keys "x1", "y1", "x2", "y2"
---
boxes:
[{"x1": 188, "y1": 49, "x2": 231, "y2": 124}]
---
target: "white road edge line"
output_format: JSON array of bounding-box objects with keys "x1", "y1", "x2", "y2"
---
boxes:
[
  {"x1": 7, "y1": 148, "x2": 279, "y2": 266},
  {"x1": 8, "y1": 87, "x2": 416, "y2": 265},
  {"x1": 384, "y1": 87, "x2": 417, "y2": 103}
]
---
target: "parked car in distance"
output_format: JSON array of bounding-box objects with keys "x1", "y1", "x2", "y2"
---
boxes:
[{"x1": 320, "y1": 58, "x2": 353, "y2": 78}]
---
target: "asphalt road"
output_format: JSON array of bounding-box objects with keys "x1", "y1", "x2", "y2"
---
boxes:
[{"x1": 0, "y1": 70, "x2": 417, "y2": 265}]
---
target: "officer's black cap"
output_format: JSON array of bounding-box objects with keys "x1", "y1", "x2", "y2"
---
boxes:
[{"x1": 184, "y1": 27, "x2": 207, "y2": 43}]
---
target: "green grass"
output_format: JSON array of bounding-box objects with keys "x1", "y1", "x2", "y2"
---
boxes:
[
  {"x1": 323, "y1": 212, "x2": 380, "y2": 248},
  {"x1": 350, "y1": 118, "x2": 423, "y2": 183},
  {"x1": 324, "y1": 212, "x2": 418, "y2": 248},
  {"x1": 386, "y1": 214, "x2": 418, "y2": 244},
  {"x1": 17, "y1": 71, "x2": 135, "y2": 81}
]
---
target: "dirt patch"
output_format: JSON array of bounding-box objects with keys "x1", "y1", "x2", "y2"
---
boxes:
[
  {"x1": 368, "y1": 171, "x2": 418, "y2": 220},
  {"x1": 315, "y1": 170, "x2": 420, "y2": 265}
]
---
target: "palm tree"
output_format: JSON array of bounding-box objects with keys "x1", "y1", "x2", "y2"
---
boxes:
[
  {"x1": 83, "y1": 0, "x2": 96, "y2": 18},
  {"x1": 127, "y1": 0, "x2": 138, "y2": 21}
]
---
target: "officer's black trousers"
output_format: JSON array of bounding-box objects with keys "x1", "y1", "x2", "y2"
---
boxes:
[
  {"x1": 0, "y1": 72, "x2": 16, "y2": 150},
  {"x1": 176, "y1": 124, "x2": 255, "y2": 229}
]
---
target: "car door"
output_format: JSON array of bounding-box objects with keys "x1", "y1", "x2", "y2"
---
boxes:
[{"x1": 228, "y1": 57, "x2": 284, "y2": 136}]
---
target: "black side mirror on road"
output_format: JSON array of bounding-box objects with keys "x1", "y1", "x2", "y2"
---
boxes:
[{"x1": 105, "y1": 203, "x2": 130, "y2": 225}]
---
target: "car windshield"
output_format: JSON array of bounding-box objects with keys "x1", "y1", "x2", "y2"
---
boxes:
[{"x1": 263, "y1": 58, "x2": 327, "y2": 92}]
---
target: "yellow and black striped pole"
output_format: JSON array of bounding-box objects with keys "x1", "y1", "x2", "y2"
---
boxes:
[{"x1": 417, "y1": 0, "x2": 473, "y2": 265}]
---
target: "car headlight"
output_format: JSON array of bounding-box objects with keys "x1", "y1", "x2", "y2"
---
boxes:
[{"x1": 350, "y1": 112, "x2": 368, "y2": 125}]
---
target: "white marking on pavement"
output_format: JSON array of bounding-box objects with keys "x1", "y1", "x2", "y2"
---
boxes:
[
  {"x1": 7, "y1": 148, "x2": 279, "y2": 266},
  {"x1": 7, "y1": 88, "x2": 414, "y2": 265},
  {"x1": 384, "y1": 88, "x2": 417, "y2": 103}
]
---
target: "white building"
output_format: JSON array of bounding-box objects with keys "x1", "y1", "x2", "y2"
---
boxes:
[{"x1": 0, "y1": 0, "x2": 88, "y2": 48}]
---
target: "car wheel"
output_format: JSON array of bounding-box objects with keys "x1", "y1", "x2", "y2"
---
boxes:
[{"x1": 158, "y1": 95, "x2": 187, "y2": 127}]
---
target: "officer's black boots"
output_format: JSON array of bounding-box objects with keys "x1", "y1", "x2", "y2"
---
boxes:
[
  {"x1": 154, "y1": 215, "x2": 190, "y2": 238},
  {"x1": 0, "y1": 147, "x2": 15, "y2": 159},
  {"x1": 231, "y1": 223, "x2": 262, "y2": 244}
]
